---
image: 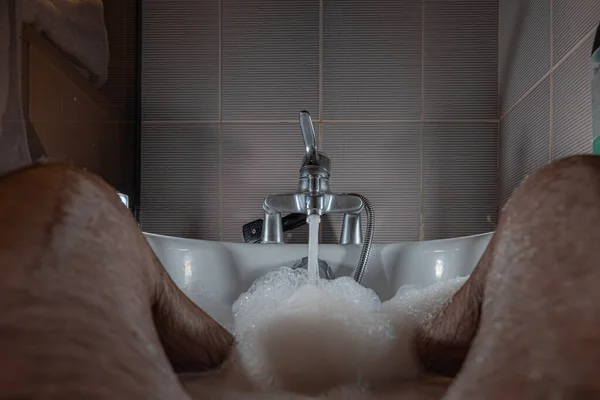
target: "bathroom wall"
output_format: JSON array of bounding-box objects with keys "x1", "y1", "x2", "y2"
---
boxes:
[
  {"x1": 101, "y1": 0, "x2": 138, "y2": 124},
  {"x1": 23, "y1": 0, "x2": 139, "y2": 203},
  {"x1": 140, "y1": 0, "x2": 499, "y2": 243},
  {"x1": 99, "y1": 0, "x2": 138, "y2": 203},
  {"x1": 498, "y1": 0, "x2": 600, "y2": 206}
]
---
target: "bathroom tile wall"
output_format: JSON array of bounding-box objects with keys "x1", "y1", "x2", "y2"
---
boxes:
[
  {"x1": 100, "y1": 0, "x2": 138, "y2": 195},
  {"x1": 498, "y1": 0, "x2": 600, "y2": 206},
  {"x1": 102, "y1": 0, "x2": 138, "y2": 122},
  {"x1": 140, "y1": 0, "x2": 499, "y2": 243}
]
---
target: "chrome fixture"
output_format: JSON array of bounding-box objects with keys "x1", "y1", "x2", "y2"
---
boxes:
[
  {"x1": 118, "y1": 192, "x2": 129, "y2": 208},
  {"x1": 292, "y1": 257, "x2": 334, "y2": 280},
  {"x1": 262, "y1": 111, "x2": 364, "y2": 244},
  {"x1": 261, "y1": 111, "x2": 375, "y2": 284}
]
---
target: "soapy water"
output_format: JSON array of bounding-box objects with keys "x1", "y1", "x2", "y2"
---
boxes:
[{"x1": 183, "y1": 267, "x2": 468, "y2": 399}]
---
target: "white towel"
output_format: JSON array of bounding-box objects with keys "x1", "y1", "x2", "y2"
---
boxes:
[
  {"x1": 0, "y1": 0, "x2": 31, "y2": 175},
  {"x1": 23, "y1": 0, "x2": 109, "y2": 86}
]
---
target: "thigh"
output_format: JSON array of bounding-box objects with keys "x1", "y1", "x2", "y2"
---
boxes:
[
  {"x1": 444, "y1": 156, "x2": 600, "y2": 399},
  {"x1": 0, "y1": 164, "x2": 231, "y2": 399}
]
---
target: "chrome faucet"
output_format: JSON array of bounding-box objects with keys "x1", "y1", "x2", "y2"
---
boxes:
[{"x1": 261, "y1": 111, "x2": 365, "y2": 244}]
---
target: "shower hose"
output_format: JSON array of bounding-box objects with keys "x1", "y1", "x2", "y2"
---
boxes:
[{"x1": 348, "y1": 193, "x2": 374, "y2": 285}]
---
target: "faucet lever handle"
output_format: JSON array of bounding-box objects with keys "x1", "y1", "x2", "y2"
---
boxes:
[{"x1": 299, "y1": 110, "x2": 318, "y2": 162}]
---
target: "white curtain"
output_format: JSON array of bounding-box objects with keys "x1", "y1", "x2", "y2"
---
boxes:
[{"x1": 0, "y1": 0, "x2": 31, "y2": 175}]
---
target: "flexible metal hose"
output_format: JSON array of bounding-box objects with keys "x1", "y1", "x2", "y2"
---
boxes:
[{"x1": 349, "y1": 193, "x2": 374, "y2": 284}]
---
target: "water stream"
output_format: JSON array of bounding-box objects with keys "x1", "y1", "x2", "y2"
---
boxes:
[{"x1": 306, "y1": 214, "x2": 321, "y2": 282}]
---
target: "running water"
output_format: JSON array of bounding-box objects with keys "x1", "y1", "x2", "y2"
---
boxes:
[{"x1": 306, "y1": 214, "x2": 321, "y2": 281}]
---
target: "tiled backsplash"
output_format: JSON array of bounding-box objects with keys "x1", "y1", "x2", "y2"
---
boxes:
[
  {"x1": 499, "y1": 0, "x2": 600, "y2": 206},
  {"x1": 140, "y1": 0, "x2": 499, "y2": 243}
]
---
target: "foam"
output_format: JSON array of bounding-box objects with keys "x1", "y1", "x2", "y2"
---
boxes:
[
  {"x1": 224, "y1": 268, "x2": 468, "y2": 396},
  {"x1": 182, "y1": 287, "x2": 235, "y2": 332},
  {"x1": 382, "y1": 276, "x2": 469, "y2": 328}
]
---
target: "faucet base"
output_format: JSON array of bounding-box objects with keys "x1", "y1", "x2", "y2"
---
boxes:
[
  {"x1": 292, "y1": 257, "x2": 334, "y2": 280},
  {"x1": 340, "y1": 213, "x2": 363, "y2": 244},
  {"x1": 261, "y1": 212, "x2": 284, "y2": 244}
]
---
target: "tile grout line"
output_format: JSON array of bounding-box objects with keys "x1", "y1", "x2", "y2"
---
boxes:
[
  {"x1": 500, "y1": 26, "x2": 597, "y2": 122},
  {"x1": 318, "y1": 122, "x2": 323, "y2": 243},
  {"x1": 318, "y1": 0, "x2": 323, "y2": 242},
  {"x1": 144, "y1": 119, "x2": 500, "y2": 124},
  {"x1": 496, "y1": 4, "x2": 501, "y2": 217},
  {"x1": 548, "y1": 0, "x2": 554, "y2": 162},
  {"x1": 218, "y1": 0, "x2": 223, "y2": 241},
  {"x1": 419, "y1": 0, "x2": 425, "y2": 242},
  {"x1": 318, "y1": 0, "x2": 323, "y2": 137}
]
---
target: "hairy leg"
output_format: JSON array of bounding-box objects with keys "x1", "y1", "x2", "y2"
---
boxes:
[
  {"x1": 415, "y1": 233, "x2": 495, "y2": 377},
  {"x1": 419, "y1": 155, "x2": 600, "y2": 399},
  {"x1": 0, "y1": 164, "x2": 233, "y2": 399}
]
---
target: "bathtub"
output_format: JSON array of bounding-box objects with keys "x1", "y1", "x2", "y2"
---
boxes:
[{"x1": 144, "y1": 232, "x2": 493, "y2": 330}]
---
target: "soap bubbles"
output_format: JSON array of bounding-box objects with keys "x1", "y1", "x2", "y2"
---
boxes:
[{"x1": 223, "y1": 267, "x2": 467, "y2": 396}]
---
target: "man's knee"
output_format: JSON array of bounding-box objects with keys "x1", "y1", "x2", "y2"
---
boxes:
[
  {"x1": 1, "y1": 163, "x2": 133, "y2": 241},
  {"x1": 530, "y1": 154, "x2": 600, "y2": 181},
  {"x1": 447, "y1": 156, "x2": 600, "y2": 399},
  {"x1": 505, "y1": 155, "x2": 600, "y2": 211},
  {"x1": 1, "y1": 163, "x2": 123, "y2": 212},
  {"x1": 0, "y1": 163, "x2": 140, "y2": 279}
]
